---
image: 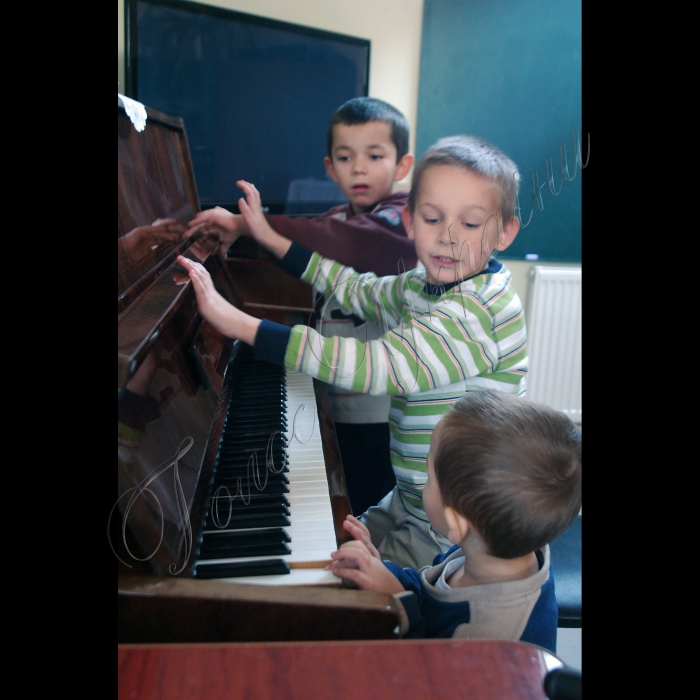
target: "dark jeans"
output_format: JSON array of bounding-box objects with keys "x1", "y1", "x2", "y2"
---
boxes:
[{"x1": 334, "y1": 422, "x2": 396, "y2": 517}]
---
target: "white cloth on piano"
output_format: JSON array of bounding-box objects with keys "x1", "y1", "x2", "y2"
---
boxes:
[{"x1": 118, "y1": 94, "x2": 147, "y2": 132}]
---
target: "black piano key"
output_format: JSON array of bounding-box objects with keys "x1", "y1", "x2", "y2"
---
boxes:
[
  {"x1": 211, "y1": 480, "x2": 289, "y2": 496},
  {"x1": 217, "y1": 446, "x2": 287, "y2": 456},
  {"x1": 218, "y1": 450, "x2": 287, "y2": 460},
  {"x1": 204, "y1": 497, "x2": 290, "y2": 529},
  {"x1": 200, "y1": 527, "x2": 291, "y2": 543},
  {"x1": 219, "y1": 513, "x2": 292, "y2": 530},
  {"x1": 199, "y1": 526, "x2": 290, "y2": 544},
  {"x1": 198, "y1": 540, "x2": 292, "y2": 559},
  {"x1": 193, "y1": 559, "x2": 291, "y2": 578},
  {"x1": 207, "y1": 498, "x2": 289, "y2": 515},
  {"x1": 217, "y1": 445, "x2": 286, "y2": 458},
  {"x1": 219, "y1": 440, "x2": 285, "y2": 451},
  {"x1": 215, "y1": 465, "x2": 288, "y2": 477},
  {"x1": 217, "y1": 452, "x2": 286, "y2": 465},
  {"x1": 222, "y1": 427, "x2": 286, "y2": 439},
  {"x1": 207, "y1": 492, "x2": 290, "y2": 508},
  {"x1": 218, "y1": 442, "x2": 287, "y2": 452},
  {"x1": 229, "y1": 390, "x2": 283, "y2": 399},
  {"x1": 223, "y1": 423, "x2": 287, "y2": 435},
  {"x1": 213, "y1": 472, "x2": 288, "y2": 485},
  {"x1": 205, "y1": 513, "x2": 291, "y2": 530},
  {"x1": 205, "y1": 502, "x2": 289, "y2": 523},
  {"x1": 229, "y1": 389, "x2": 283, "y2": 396},
  {"x1": 224, "y1": 408, "x2": 285, "y2": 421},
  {"x1": 211, "y1": 511, "x2": 290, "y2": 525}
]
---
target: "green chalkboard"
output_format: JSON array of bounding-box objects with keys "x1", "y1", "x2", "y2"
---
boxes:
[{"x1": 416, "y1": 0, "x2": 583, "y2": 262}]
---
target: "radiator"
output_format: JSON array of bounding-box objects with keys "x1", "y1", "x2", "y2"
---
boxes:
[{"x1": 525, "y1": 266, "x2": 582, "y2": 423}]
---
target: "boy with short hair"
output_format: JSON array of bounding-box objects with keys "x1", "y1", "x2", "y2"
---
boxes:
[
  {"x1": 187, "y1": 97, "x2": 416, "y2": 515},
  {"x1": 327, "y1": 390, "x2": 582, "y2": 653},
  {"x1": 178, "y1": 134, "x2": 528, "y2": 569},
  {"x1": 188, "y1": 97, "x2": 415, "y2": 273}
]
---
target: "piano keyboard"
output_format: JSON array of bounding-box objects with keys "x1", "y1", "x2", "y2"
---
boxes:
[{"x1": 193, "y1": 353, "x2": 341, "y2": 585}]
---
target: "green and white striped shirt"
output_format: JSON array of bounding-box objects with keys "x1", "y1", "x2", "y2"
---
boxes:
[{"x1": 284, "y1": 252, "x2": 528, "y2": 521}]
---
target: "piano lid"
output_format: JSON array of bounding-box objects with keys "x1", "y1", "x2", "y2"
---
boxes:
[
  {"x1": 117, "y1": 102, "x2": 240, "y2": 576},
  {"x1": 118, "y1": 103, "x2": 200, "y2": 301},
  {"x1": 118, "y1": 103, "x2": 239, "y2": 388}
]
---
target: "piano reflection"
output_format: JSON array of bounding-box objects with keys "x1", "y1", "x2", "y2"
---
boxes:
[{"x1": 117, "y1": 100, "x2": 400, "y2": 642}]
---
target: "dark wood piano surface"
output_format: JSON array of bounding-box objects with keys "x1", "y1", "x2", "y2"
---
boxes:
[{"x1": 117, "y1": 103, "x2": 398, "y2": 643}]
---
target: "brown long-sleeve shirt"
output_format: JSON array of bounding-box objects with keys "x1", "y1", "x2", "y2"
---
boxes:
[{"x1": 266, "y1": 191, "x2": 417, "y2": 276}]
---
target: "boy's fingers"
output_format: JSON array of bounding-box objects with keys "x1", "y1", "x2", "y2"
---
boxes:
[
  {"x1": 237, "y1": 180, "x2": 257, "y2": 196},
  {"x1": 188, "y1": 211, "x2": 216, "y2": 228},
  {"x1": 238, "y1": 180, "x2": 261, "y2": 203},
  {"x1": 332, "y1": 566, "x2": 377, "y2": 590},
  {"x1": 184, "y1": 221, "x2": 207, "y2": 238},
  {"x1": 345, "y1": 518, "x2": 368, "y2": 535},
  {"x1": 329, "y1": 565, "x2": 363, "y2": 583},
  {"x1": 329, "y1": 557, "x2": 360, "y2": 570},
  {"x1": 346, "y1": 514, "x2": 370, "y2": 533},
  {"x1": 344, "y1": 521, "x2": 373, "y2": 548},
  {"x1": 336, "y1": 542, "x2": 373, "y2": 567},
  {"x1": 177, "y1": 256, "x2": 210, "y2": 282}
]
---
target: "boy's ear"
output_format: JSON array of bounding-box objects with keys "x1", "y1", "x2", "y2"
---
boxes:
[
  {"x1": 444, "y1": 506, "x2": 470, "y2": 545},
  {"x1": 324, "y1": 156, "x2": 339, "y2": 184},
  {"x1": 496, "y1": 216, "x2": 520, "y2": 252},
  {"x1": 393, "y1": 153, "x2": 414, "y2": 183},
  {"x1": 401, "y1": 205, "x2": 415, "y2": 240}
]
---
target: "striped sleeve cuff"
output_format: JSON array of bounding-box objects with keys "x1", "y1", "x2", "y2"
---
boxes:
[
  {"x1": 253, "y1": 319, "x2": 293, "y2": 365},
  {"x1": 280, "y1": 241, "x2": 314, "y2": 278}
]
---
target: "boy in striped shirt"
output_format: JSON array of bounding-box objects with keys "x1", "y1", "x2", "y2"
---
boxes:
[{"x1": 178, "y1": 135, "x2": 527, "y2": 569}]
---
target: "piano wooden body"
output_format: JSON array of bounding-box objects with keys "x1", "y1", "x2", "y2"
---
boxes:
[{"x1": 117, "y1": 103, "x2": 400, "y2": 643}]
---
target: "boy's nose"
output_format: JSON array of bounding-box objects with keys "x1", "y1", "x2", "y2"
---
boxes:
[
  {"x1": 352, "y1": 158, "x2": 367, "y2": 174},
  {"x1": 437, "y1": 223, "x2": 456, "y2": 246}
]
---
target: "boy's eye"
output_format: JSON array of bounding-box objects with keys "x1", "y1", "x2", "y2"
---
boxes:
[
  {"x1": 462, "y1": 222, "x2": 480, "y2": 230},
  {"x1": 337, "y1": 155, "x2": 350, "y2": 162},
  {"x1": 370, "y1": 154, "x2": 384, "y2": 160},
  {"x1": 423, "y1": 217, "x2": 441, "y2": 225}
]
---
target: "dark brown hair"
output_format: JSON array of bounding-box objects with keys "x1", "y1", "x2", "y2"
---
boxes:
[
  {"x1": 433, "y1": 390, "x2": 581, "y2": 559},
  {"x1": 326, "y1": 97, "x2": 410, "y2": 160}
]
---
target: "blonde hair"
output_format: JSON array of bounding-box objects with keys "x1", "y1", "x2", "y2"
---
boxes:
[{"x1": 408, "y1": 135, "x2": 520, "y2": 224}]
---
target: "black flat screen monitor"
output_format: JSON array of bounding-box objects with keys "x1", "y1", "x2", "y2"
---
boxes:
[{"x1": 125, "y1": 0, "x2": 370, "y2": 214}]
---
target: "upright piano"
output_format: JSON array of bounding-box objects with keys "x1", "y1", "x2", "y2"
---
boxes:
[{"x1": 117, "y1": 101, "x2": 400, "y2": 643}]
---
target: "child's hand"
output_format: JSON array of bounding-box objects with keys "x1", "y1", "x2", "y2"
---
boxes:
[
  {"x1": 343, "y1": 515, "x2": 381, "y2": 559},
  {"x1": 236, "y1": 180, "x2": 292, "y2": 259},
  {"x1": 176, "y1": 255, "x2": 260, "y2": 345},
  {"x1": 151, "y1": 217, "x2": 186, "y2": 236},
  {"x1": 120, "y1": 220, "x2": 181, "y2": 256},
  {"x1": 186, "y1": 207, "x2": 250, "y2": 258},
  {"x1": 327, "y1": 540, "x2": 405, "y2": 594},
  {"x1": 236, "y1": 180, "x2": 276, "y2": 242}
]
